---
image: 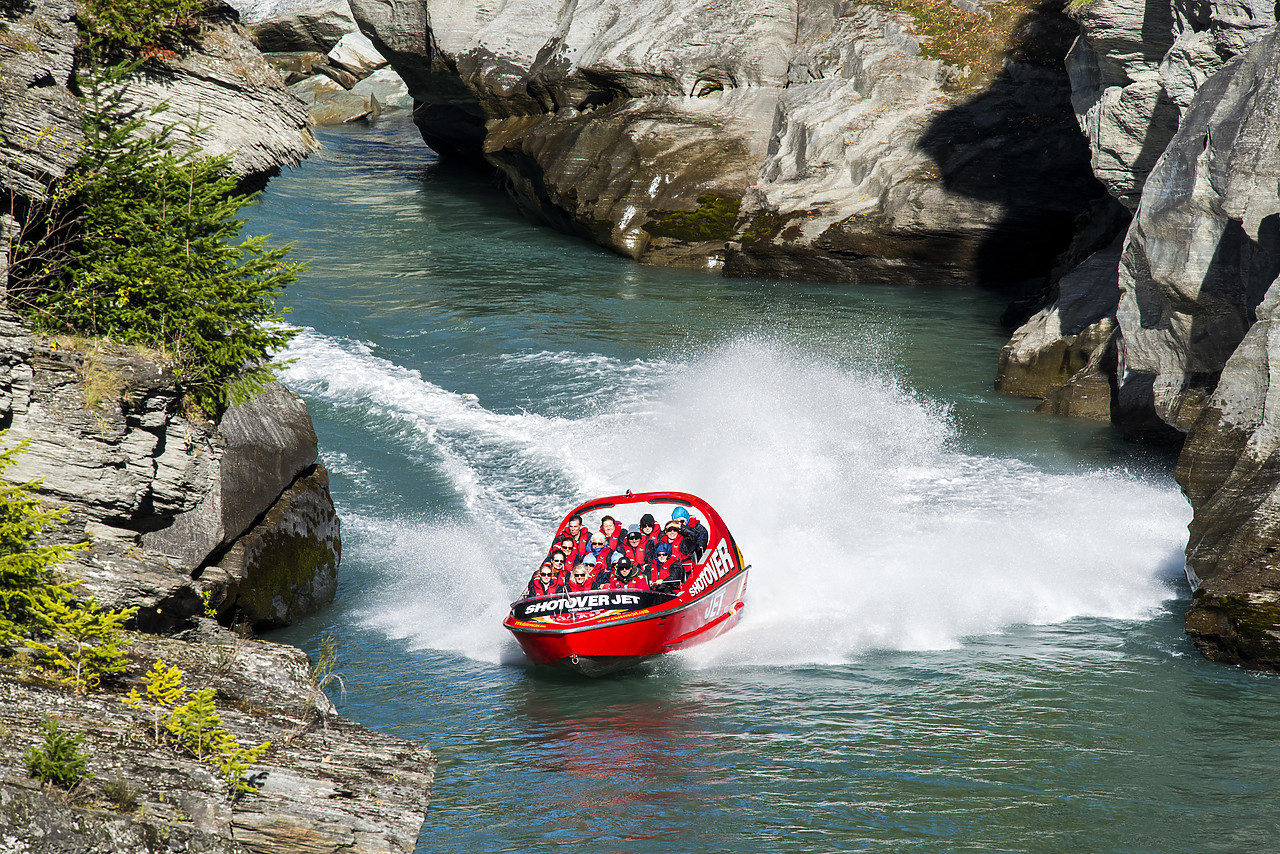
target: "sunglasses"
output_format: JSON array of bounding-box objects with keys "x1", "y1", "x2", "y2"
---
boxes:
[
  {"x1": 551, "y1": 558, "x2": 564, "y2": 563},
  {"x1": 627, "y1": 533, "x2": 641, "y2": 539},
  {"x1": 538, "y1": 572, "x2": 553, "y2": 578},
  {"x1": 572, "y1": 572, "x2": 587, "y2": 579}
]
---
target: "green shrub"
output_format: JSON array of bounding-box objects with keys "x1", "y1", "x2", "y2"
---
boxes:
[
  {"x1": 25, "y1": 716, "x2": 92, "y2": 789},
  {"x1": 27, "y1": 595, "x2": 136, "y2": 693},
  {"x1": 11, "y1": 63, "x2": 302, "y2": 415},
  {"x1": 0, "y1": 439, "x2": 85, "y2": 644},
  {"x1": 78, "y1": 0, "x2": 202, "y2": 55}
]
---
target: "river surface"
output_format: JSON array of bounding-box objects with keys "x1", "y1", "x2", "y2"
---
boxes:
[{"x1": 254, "y1": 119, "x2": 1280, "y2": 853}]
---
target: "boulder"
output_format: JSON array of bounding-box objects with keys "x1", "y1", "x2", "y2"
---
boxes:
[
  {"x1": 265, "y1": 49, "x2": 330, "y2": 83},
  {"x1": 326, "y1": 30, "x2": 387, "y2": 78},
  {"x1": 224, "y1": 0, "x2": 358, "y2": 53},
  {"x1": 996, "y1": 232, "x2": 1124, "y2": 404},
  {"x1": 208, "y1": 465, "x2": 341, "y2": 630},
  {"x1": 351, "y1": 67, "x2": 414, "y2": 112},
  {"x1": 351, "y1": 0, "x2": 1108, "y2": 284},
  {"x1": 143, "y1": 382, "x2": 319, "y2": 572}
]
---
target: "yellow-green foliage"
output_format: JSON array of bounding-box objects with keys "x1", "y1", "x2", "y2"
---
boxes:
[
  {"x1": 27, "y1": 595, "x2": 136, "y2": 693},
  {"x1": 124, "y1": 658, "x2": 186, "y2": 743},
  {"x1": 643, "y1": 194, "x2": 742, "y2": 242},
  {"x1": 125, "y1": 659, "x2": 270, "y2": 798},
  {"x1": 0, "y1": 437, "x2": 86, "y2": 644}
]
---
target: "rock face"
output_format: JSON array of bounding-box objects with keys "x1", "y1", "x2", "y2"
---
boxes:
[
  {"x1": 113, "y1": 3, "x2": 316, "y2": 181},
  {"x1": 1067, "y1": 0, "x2": 1274, "y2": 210},
  {"x1": 1000, "y1": 0, "x2": 1280, "y2": 434},
  {"x1": 1110, "y1": 34, "x2": 1280, "y2": 440},
  {"x1": 2, "y1": 0, "x2": 314, "y2": 294},
  {"x1": 1, "y1": 629, "x2": 436, "y2": 854},
  {"x1": 0, "y1": 317, "x2": 341, "y2": 634},
  {"x1": 225, "y1": 0, "x2": 359, "y2": 52},
  {"x1": 352, "y1": 0, "x2": 1110, "y2": 283},
  {"x1": 1166, "y1": 33, "x2": 1280, "y2": 668}
]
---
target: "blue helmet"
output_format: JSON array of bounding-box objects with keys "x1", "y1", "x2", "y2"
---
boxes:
[{"x1": 671, "y1": 506, "x2": 690, "y2": 524}]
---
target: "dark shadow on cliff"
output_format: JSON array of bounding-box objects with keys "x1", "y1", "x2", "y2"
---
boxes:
[{"x1": 916, "y1": 0, "x2": 1123, "y2": 302}]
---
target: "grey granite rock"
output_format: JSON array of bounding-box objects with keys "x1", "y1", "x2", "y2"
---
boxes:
[
  {"x1": 1066, "y1": 0, "x2": 1274, "y2": 211},
  {"x1": 352, "y1": 0, "x2": 1107, "y2": 283},
  {"x1": 209, "y1": 465, "x2": 341, "y2": 630},
  {"x1": 142, "y1": 381, "x2": 319, "y2": 573},
  {"x1": 225, "y1": 0, "x2": 360, "y2": 53},
  {"x1": 110, "y1": 7, "x2": 317, "y2": 181},
  {"x1": 996, "y1": 232, "x2": 1123, "y2": 405},
  {"x1": 1112, "y1": 32, "x2": 1280, "y2": 439}
]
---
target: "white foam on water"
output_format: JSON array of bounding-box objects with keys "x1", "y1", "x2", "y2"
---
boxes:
[{"x1": 282, "y1": 331, "x2": 1192, "y2": 667}]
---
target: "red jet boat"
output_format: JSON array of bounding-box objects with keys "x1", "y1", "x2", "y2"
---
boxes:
[{"x1": 504, "y1": 491, "x2": 749, "y2": 676}]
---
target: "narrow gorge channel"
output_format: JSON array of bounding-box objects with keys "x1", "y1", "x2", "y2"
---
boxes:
[{"x1": 259, "y1": 119, "x2": 1279, "y2": 853}]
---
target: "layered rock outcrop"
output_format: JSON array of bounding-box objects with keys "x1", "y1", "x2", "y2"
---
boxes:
[
  {"x1": 352, "y1": 0, "x2": 1110, "y2": 284},
  {"x1": 0, "y1": 313, "x2": 340, "y2": 634},
  {"x1": 1, "y1": 629, "x2": 436, "y2": 853},
  {"x1": 999, "y1": 0, "x2": 1278, "y2": 434}
]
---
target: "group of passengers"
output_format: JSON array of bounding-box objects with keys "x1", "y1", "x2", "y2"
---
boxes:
[{"x1": 524, "y1": 508, "x2": 710, "y2": 598}]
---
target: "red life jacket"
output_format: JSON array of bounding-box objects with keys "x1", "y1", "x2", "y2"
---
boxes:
[
  {"x1": 564, "y1": 576, "x2": 594, "y2": 593},
  {"x1": 530, "y1": 576, "x2": 561, "y2": 597},
  {"x1": 650, "y1": 534, "x2": 685, "y2": 581},
  {"x1": 622, "y1": 538, "x2": 646, "y2": 566},
  {"x1": 609, "y1": 572, "x2": 650, "y2": 591},
  {"x1": 556, "y1": 526, "x2": 590, "y2": 556},
  {"x1": 600, "y1": 524, "x2": 623, "y2": 552}
]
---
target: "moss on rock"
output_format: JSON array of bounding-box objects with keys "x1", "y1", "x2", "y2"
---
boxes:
[{"x1": 642, "y1": 193, "x2": 741, "y2": 243}]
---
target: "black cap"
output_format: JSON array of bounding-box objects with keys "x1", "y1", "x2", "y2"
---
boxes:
[{"x1": 640, "y1": 513, "x2": 656, "y2": 527}]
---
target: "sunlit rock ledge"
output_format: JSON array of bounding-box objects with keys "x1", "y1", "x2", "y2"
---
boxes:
[{"x1": 352, "y1": 0, "x2": 1112, "y2": 288}]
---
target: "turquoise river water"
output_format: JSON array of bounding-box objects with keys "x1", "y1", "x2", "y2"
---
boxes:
[{"x1": 253, "y1": 119, "x2": 1280, "y2": 853}]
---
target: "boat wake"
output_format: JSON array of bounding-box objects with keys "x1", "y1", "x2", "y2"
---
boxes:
[{"x1": 281, "y1": 329, "x2": 1192, "y2": 668}]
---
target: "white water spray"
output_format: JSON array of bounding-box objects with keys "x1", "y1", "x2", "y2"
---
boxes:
[{"x1": 282, "y1": 330, "x2": 1191, "y2": 667}]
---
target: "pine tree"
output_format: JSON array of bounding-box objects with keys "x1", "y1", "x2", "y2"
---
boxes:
[
  {"x1": 0, "y1": 440, "x2": 84, "y2": 644},
  {"x1": 12, "y1": 62, "x2": 301, "y2": 414},
  {"x1": 25, "y1": 716, "x2": 92, "y2": 789},
  {"x1": 26, "y1": 595, "x2": 136, "y2": 693}
]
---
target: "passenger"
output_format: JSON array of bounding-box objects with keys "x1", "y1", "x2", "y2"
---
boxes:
[
  {"x1": 589, "y1": 552, "x2": 618, "y2": 589},
  {"x1": 648, "y1": 520, "x2": 695, "y2": 570},
  {"x1": 648, "y1": 541, "x2": 675, "y2": 584},
  {"x1": 671, "y1": 506, "x2": 710, "y2": 558},
  {"x1": 638, "y1": 513, "x2": 661, "y2": 552},
  {"x1": 599, "y1": 515, "x2": 623, "y2": 552},
  {"x1": 586, "y1": 531, "x2": 610, "y2": 565},
  {"x1": 609, "y1": 558, "x2": 650, "y2": 591},
  {"x1": 556, "y1": 515, "x2": 591, "y2": 557},
  {"x1": 564, "y1": 557, "x2": 596, "y2": 593},
  {"x1": 526, "y1": 563, "x2": 562, "y2": 598},
  {"x1": 553, "y1": 535, "x2": 581, "y2": 569},
  {"x1": 622, "y1": 524, "x2": 647, "y2": 566},
  {"x1": 547, "y1": 550, "x2": 569, "y2": 582}
]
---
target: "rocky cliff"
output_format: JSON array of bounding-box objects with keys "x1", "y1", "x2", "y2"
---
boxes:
[
  {"x1": 352, "y1": 0, "x2": 1114, "y2": 286},
  {"x1": 1, "y1": 1, "x2": 436, "y2": 847},
  {"x1": 993, "y1": 0, "x2": 1280, "y2": 666}
]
